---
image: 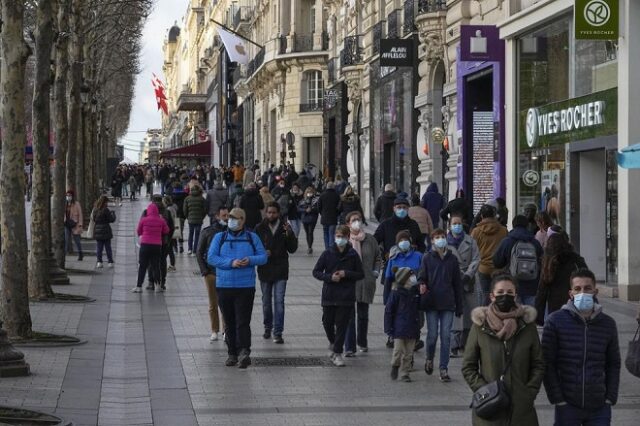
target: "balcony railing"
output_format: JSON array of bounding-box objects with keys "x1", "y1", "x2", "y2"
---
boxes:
[
  {"x1": 299, "y1": 102, "x2": 323, "y2": 113},
  {"x1": 418, "y1": 0, "x2": 447, "y2": 13},
  {"x1": 387, "y1": 10, "x2": 399, "y2": 39},
  {"x1": 294, "y1": 34, "x2": 314, "y2": 52},
  {"x1": 340, "y1": 35, "x2": 362, "y2": 67},
  {"x1": 233, "y1": 6, "x2": 251, "y2": 29},
  {"x1": 247, "y1": 48, "x2": 265, "y2": 76},
  {"x1": 279, "y1": 35, "x2": 288, "y2": 54},
  {"x1": 372, "y1": 22, "x2": 383, "y2": 56},
  {"x1": 403, "y1": 0, "x2": 415, "y2": 36}
]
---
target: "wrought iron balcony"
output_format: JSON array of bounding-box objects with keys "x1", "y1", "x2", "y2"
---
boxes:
[
  {"x1": 372, "y1": 22, "x2": 383, "y2": 56},
  {"x1": 340, "y1": 36, "x2": 362, "y2": 67},
  {"x1": 387, "y1": 10, "x2": 399, "y2": 39},
  {"x1": 403, "y1": 0, "x2": 416, "y2": 36},
  {"x1": 418, "y1": 0, "x2": 447, "y2": 13},
  {"x1": 299, "y1": 102, "x2": 323, "y2": 113},
  {"x1": 293, "y1": 34, "x2": 314, "y2": 52},
  {"x1": 247, "y1": 48, "x2": 265, "y2": 76},
  {"x1": 279, "y1": 35, "x2": 288, "y2": 54}
]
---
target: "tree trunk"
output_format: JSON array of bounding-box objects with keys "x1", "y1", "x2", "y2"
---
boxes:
[
  {"x1": 65, "y1": 0, "x2": 82, "y2": 194},
  {"x1": 29, "y1": 0, "x2": 55, "y2": 300},
  {"x1": 52, "y1": 0, "x2": 70, "y2": 268},
  {"x1": 0, "y1": 0, "x2": 33, "y2": 338}
]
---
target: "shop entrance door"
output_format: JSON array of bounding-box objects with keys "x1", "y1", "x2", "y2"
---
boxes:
[{"x1": 384, "y1": 142, "x2": 396, "y2": 190}]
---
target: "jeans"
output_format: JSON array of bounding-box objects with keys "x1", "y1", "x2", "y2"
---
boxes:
[
  {"x1": 303, "y1": 222, "x2": 317, "y2": 248},
  {"x1": 322, "y1": 304, "x2": 354, "y2": 354},
  {"x1": 64, "y1": 228, "x2": 83, "y2": 256},
  {"x1": 520, "y1": 295, "x2": 536, "y2": 307},
  {"x1": 288, "y1": 219, "x2": 301, "y2": 238},
  {"x1": 554, "y1": 403, "x2": 612, "y2": 426},
  {"x1": 122, "y1": 182, "x2": 129, "y2": 196},
  {"x1": 188, "y1": 223, "x2": 202, "y2": 252},
  {"x1": 322, "y1": 224, "x2": 336, "y2": 250},
  {"x1": 477, "y1": 272, "x2": 492, "y2": 306},
  {"x1": 217, "y1": 287, "x2": 256, "y2": 356},
  {"x1": 260, "y1": 280, "x2": 287, "y2": 336},
  {"x1": 204, "y1": 274, "x2": 223, "y2": 333},
  {"x1": 344, "y1": 302, "x2": 370, "y2": 352},
  {"x1": 425, "y1": 310, "x2": 454, "y2": 370},
  {"x1": 137, "y1": 244, "x2": 162, "y2": 287},
  {"x1": 96, "y1": 239, "x2": 113, "y2": 263}
]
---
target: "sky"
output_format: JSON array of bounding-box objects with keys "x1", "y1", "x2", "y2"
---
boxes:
[{"x1": 121, "y1": 0, "x2": 189, "y2": 162}]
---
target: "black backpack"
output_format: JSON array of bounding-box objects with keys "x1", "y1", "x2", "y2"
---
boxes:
[{"x1": 509, "y1": 240, "x2": 539, "y2": 281}]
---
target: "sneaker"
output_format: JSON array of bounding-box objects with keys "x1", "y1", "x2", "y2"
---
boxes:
[
  {"x1": 263, "y1": 329, "x2": 271, "y2": 339},
  {"x1": 327, "y1": 344, "x2": 334, "y2": 358},
  {"x1": 156, "y1": 285, "x2": 165, "y2": 293},
  {"x1": 160, "y1": 284, "x2": 166, "y2": 292},
  {"x1": 210, "y1": 332, "x2": 219, "y2": 342},
  {"x1": 225, "y1": 355, "x2": 238, "y2": 366},
  {"x1": 238, "y1": 351, "x2": 251, "y2": 369},
  {"x1": 130, "y1": 287, "x2": 142, "y2": 293},
  {"x1": 187, "y1": 250, "x2": 193, "y2": 255},
  {"x1": 344, "y1": 351, "x2": 356, "y2": 358},
  {"x1": 414, "y1": 340, "x2": 425, "y2": 351},
  {"x1": 307, "y1": 247, "x2": 313, "y2": 254},
  {"x1": 386, "y1": 337, "x2": 394, "y2": 349},
  {"x1": 390, "y1": 366, "x2": 399, "y2": 380},
  {"x1": 119, "y1": 202, "x2": 123, "y2": 206},
  {"x1": 273, "y1": 335, "x2": 284, "y2": 344},
  {"x1": 450, "y1": 349, "x2": 460, "y2": 358},
  {"x1": 107, "y1": 262, "x2": 114, "y2": 268},
  {"x1": 400, "y1": 375, "x2": 412, "y2": 383},
  {"x1": 77, "y1": 254, "x2": 83, "y2": 261},
  {"x1": 331, "y1": 353, "x2": 345, "y2": 367},
  {"x1": 96, "y1": 262, "x2": 103, "y2": 269},
  {"x1": 167, "y1": 265, "x2": 176, "y2": 272},
  {"x1": 145, "y1": 284, "x2": 154, "y2": 291},
  {"x1": 425, "y1": 360, "x2": 434, "y2": 375},
  {"x1": 439, "y1": 369, "x2": 451, "y2": 382},
  {"x1": 179, "y1": 246, "x2": 184, "y2": 253},
  {"x1": 358, "y1": 347, "x2": 368, "y2": 353}
]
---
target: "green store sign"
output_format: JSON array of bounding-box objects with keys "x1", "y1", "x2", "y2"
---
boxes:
[
  {"x1": 519, "y1": 88, "x2": 617, "y2": 151},
  {"x1": 575, "y1": 0, "x2": 618, "y2": 40}
]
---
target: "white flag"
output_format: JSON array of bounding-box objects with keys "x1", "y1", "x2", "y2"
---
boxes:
[{"x1": 216, "y1": 26, "x2": 249, "y2": 64}]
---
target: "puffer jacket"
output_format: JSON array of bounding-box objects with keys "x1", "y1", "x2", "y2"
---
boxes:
[
  {"x1": 374, "y1": 190, "x2": 396, "y2": 222},
  {"x1": 205, "y1": 186, "x2": 229, "y2": 216},
  {"x1": 93, "y1": 207, "x2": 116, "y2": 241},
  {"x1": 183, "y1": 186, "x2": 207, "y2": 225},
  {"x1": 470, "y1": 218, "x2": 508, "y2": 275},
  {"x1": 137, "y1": 203, "x2": 169, "y2": 246},
  {"x1": 384, "y1": 249, "x2": 423, "y2": 282},
  {"x1": 417, "y1": 249, "x2": 463, "y2": 314},
  {"x1": 493, "y1": 226, "x2": 543, "y2": 297},
  {"x1": 541, "y1": 302, "x2": 621, "y2": 409},
  {"x1": 206, "y1": 228, "x2": 268, "y2": 288},
  {"x1": 352, "y1": 233, "x2": 382, "y2": 304},
  {"x1": 384, "y1": 284, "x2": 420, "y2": 339},
  {"x1": 312, "y1": 243, "x2": 364, "y2": 306}
]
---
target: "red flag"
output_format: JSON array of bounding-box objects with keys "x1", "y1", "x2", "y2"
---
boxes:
[{"x1": 152, "y1": 73, "x2": 168, "y2": 115}]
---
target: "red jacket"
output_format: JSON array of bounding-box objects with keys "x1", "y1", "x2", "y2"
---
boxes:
[{"x1": 137, "y1": 203, "x2": 169, "y2": 245}]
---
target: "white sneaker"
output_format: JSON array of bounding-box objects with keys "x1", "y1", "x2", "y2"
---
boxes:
[
  {"x1": 187, "y1": 250, "x2": 193, "y2": 255},
  {"x1": 130, "y1": 287, "x2": 142, "y2": 293},
  {"x1": 210, "y1": 332, "x2": 218, "y2": 342},
  {"x1": 107, "y1": 262, "x2": 114, "y2": 268},
  {"x1": 119, "y1": 202, "x2": 123, "y2": 206},
  {"x1": 96, "y1": 262, "x2": 103, "y2": 269},
  {"x1": 331, "y1": 353, "x2": 345, "y2": 367}
]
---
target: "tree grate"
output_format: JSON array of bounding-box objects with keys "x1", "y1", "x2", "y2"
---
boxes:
[{"x1": 252, "y1": 356, "x2": 333, "y2": 367}]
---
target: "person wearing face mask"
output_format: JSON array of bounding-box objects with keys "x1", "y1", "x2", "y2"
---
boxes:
[
  {"x1": 312, "y1": 225, "x2": 365, "y2": 367},
  {"x1": 462, "y1": 273, "x2": 544, "y2": 426},
  {"x1": 343, "y1": 212, "x2": 382, "y2": 355},
  {"x1": 271, "y1": 178, "x2": 291, "y2": 222},
  {"x1": 337, "y1": 186, "x2": 365, "y2": 225},
  {"x1": 417, "y1": 229, "x2": 463, "y2": 382},
  {"x1": 286, "y1": 183, "x2": 303, "y2": 238},
  {"x1": 317, "y1": 181, "x2": 341, "y2": 249},
  {"x1": 196, "y1": 206, "x2": 229, "y2": 342},
  {"x1": 542, "y1": 269, "x2": 620, "y2": 426},
  {"x1": 374, "y1": 197, "x2": 426, "y2": 258},
  {"x1": 408, "y1": 193, "x2": 433, "y2": 248},
  {"x1": 64, "y1": 190, "x2": 84, "y2": 260},
  {"x1": 298, "y1": 187, "x2": 320, "y2": 253},
  {"x1": 207, "y1": 208, "x2": 268, "y2": 368}
]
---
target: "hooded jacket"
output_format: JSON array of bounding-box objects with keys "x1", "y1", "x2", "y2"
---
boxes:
[
  {"x1": 384, "y1": 280, "x2": 420, "y2": 339},
  {"x1": 421, "y1": 183, "x2": 445, "y2": 228},
  {"x1": 373, "y1": 215, "x2": 426, "y2": 256},
  {"x1": 137, "y1": 203, "x2": 170, "y2": 246},
  {"x1": 254, "y1": 219, "x2": 298, "y2": 282},
  {"x1": 183, "y1": 186, "x2": 207, "y2": 224},
  {"x1": 541, "y1": 301, "x2": 621, "y2": 410},
  {"x1": 418, "y1": 249, "x2": 463, "y2": 314},
  {"x1": 93, "y1": 207, "x2": 116, "y2": 241},
  {"x1": 312, "y1": 243, "x2": 364, "y2": 306},
  {"x1": 205, "y1": 185, "x2": 229, "y2": 216},
  {"x1": 493, "y1": 227, "x2": 543, "y2": 297},
  {"x1": 384, "y1": 249, "x2": 423, "y2": 282},
  {"x1": 440, "y1": 196, "x2": 474, "y2": 227},
  {"x1": 470, "y1": 218, "x2": 508, "y2": 275},
  {"x1": 374, "y1": 191, "x2": 396, "y2": 222},
  {"x1": 206, "y1": 228, "x2": 268, "y2": 288}
]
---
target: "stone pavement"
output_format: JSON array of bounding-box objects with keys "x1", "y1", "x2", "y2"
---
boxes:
[{"x1": 2, "y1": 195, "x2": 640, "y2": 425}]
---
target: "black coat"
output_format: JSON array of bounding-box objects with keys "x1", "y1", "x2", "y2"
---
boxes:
[
  {"x1": 374, "y1": 191, "x2": 396, "y2": 222},
  {"x1": 384, "y1": 285, "x2": 420, "y2": 339},
  {"x1": 254, "y1": 220, "x2": 298, "y2": 282},
  {"x1": 196, "y1": 221, "x2": 226, "y2": 275},
  {"x1": 288, "y1": 193, "x2": 302, "y2": 219},
  {"x1": 239, "y1": 189, "x2": 264, "y2": 230},
  {"x1": 373, "y1": 215, "x2": 426, "y2": 256},
  {"x1": 440, "y1": 197, "x2": 473, "y2": 227},
  {"x1": 317, "y1": 188, "x2": 340, "y2": 225},
  {"x1": 312, "y1": 244, "x2": 364, "y2": 306},
  {"x1": 93, "y1": 207, "x2": 116, "y2": 241},
  {"x1": 298, "y1": 196, "x2": 319, "y2": 224},
  {"x1": 337, "y1": 194, "x2": 364, "y2": 224}
]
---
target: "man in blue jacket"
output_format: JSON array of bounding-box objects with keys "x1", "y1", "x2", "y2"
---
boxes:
[
  {"x1": 542, "y1": 268, "x2": 620, "y2": 426},
  {"x1": 208, "y1": 207, "x2": 268, "y2": 368}
]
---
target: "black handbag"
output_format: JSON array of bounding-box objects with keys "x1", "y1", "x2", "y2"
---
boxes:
[
  {"x1": 625, "y1": 325, "x2": 640, "y2": 378},
  {"x1": 64, "y1": 217, "x2": 77, "y2": 229},
  {"x1": 470, "y1": 341, "x2": 515, "y2": 420}
]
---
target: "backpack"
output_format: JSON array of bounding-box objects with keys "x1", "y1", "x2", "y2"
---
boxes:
[
  {"x1": 215, "y1": 231, "x2": 257, "y2": 255},
  {"x1": 509, "y1": 240, "x2": 539, "y2": 281}
]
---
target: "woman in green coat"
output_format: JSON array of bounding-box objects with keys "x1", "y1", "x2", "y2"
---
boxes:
[{"x1": 462, "y1": 273, "x2": 545, "y2": 426}]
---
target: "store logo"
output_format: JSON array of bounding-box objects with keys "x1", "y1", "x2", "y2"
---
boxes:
[
  {"x1": 525, "y1": 108, "x2": 539, "y2": 147},
  {"x1": 522, "y1": 170, "x2": 540, "y2": 187},
  {"x1": 584, "y1": 0, "x2": 611, "y2": 27}
]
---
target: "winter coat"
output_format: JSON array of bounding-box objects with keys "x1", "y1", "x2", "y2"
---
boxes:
[
  {"x1": 271, "y1": 186, "x2": 292, "y2": 216},
  {"x1": 462, "y1": 306, "x2": 545, "y2": 426},
  {"x1": 137, "y1": 203, "x2": 170, "y2": 246},
  {"x1": 254, "y1": 219, "x2": 298, "y2": 282},
  {"x1": 417, "y1": 249, "x2": 463, "y2": 314},
  {"x1": 541, "y1": 302, "x2": 621, "y2": 409},
  {"x1": 242, "y1": 169, "x2": 255, "y2": 187},
  {"x1": 448, "y1": 232, "x2": 481, "y2": 280},
  {"x1": 317, "y1": 188, "x2": 341, "y2": 225},
  {"x1": 312, "y1": 244, "x2": 365, "y2": 306},
  {"x1": 408, "y1": 205, "x2": 433, "y2": 235},
  {"x1": 421, "y1": 183, "x2": 445, "y2": 228},
  {"x1": 337, "y1": 194, "x2": 364, "y2": 224},
  {"x1": 205, "y1": 186, "x2": 229, "y2": 216},
  {"x1": 287, "y1": 192, "x2": 302, "y2": 220},
  {"x1": 232, "y1": 165, "x2": 244, "y2": 183},
  {"x1": 239, "y1": 189, "x2": 265, "y2": 230},
  {"x1": 196, "y1": 221, "x2": 226, "y2": 275},
  {"x1": 384, "y1": 250, "x2": 423, "y2": 281},
  {"x1": 470, "y1": 218, "x2": 508, "y2": 275},
  {"x1": 111, "y1": 175, "x2": 124, "y2": 197},
  {"x1": 65, "y1": 201, "x2": 83, "y2": 235},
  {"x1": 384, "y1": 285, "x2": 420, "y2": 339},
  {"x1": 353, "y1": 233, "x2": 382, "y2": 304},
  {"x1": 534, "y1": 251, "x2": 587, "y2": 323},
  {"x1": 493, "y1": 227, "x2": 543, "y2": 297},
  {"x1": 171, "y1": 188, "x2": 187, "y2": 219},
  {"x1": 298, "y1": 195, "x2": 319, "y2": 225},
  {"x1": 295, "y1": 174, "x2": 312, "y2": 191},
  {"x1": 374, "y1": 191, "x2": 396, "y2": 222},
  {"x1": 183, "y1": 187, "x2": 207, "y2": 225},
  {"x1": 374, "y1": 215, "x2": 426, "y2": 257},
  {"x1": 440, "y1": 197, "x2": 474, "y2": 227},
  {"x1": 93, "y1": 207, "x2": 116, "y2": 241},
  {"x1": 259, "y1": 186, "x2": 275, "y2": 214},
  {"x1": 206, "y1": 229, "x2": 268, "y2": 288}
]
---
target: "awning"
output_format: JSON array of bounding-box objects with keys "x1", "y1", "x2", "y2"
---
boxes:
[
  {"x1": 617, "y1": 143, "x2": 640, "y2": 169},
  {"x1": 160, "y1": 141, "x2": 211, "y2": 158}
]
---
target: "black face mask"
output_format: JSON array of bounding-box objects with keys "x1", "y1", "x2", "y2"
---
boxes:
[{"x1": 494, "y1": 294, "x2": 517, "y2": 312}]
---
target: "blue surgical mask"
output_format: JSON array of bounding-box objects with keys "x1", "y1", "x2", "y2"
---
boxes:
[
  {"x1": 335, "y1": 237, "x2": 348, "y2": 247},
  {"x1": 395, "y1": 208, "x2": 408, "y2": 219},
  {"x1": 434, "y1": 238, "x2": 447, "y2": 249},
  {"x1": 451, "y1": 224, "x2": 464, "y2": 235},
  {"x1": 228, "y1": 218, "x2": 239, "y2": 231},
  {"x1": 398, "y1": 240, "x2": 411, "y2": 252},
  {"x1": 573, "y1": 293, "x2": 594, "y2": 312}
]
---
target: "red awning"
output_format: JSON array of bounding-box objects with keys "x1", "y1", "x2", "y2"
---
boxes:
[{"x1": 160, "y1": 141, "x2": 211, "y2": 158}]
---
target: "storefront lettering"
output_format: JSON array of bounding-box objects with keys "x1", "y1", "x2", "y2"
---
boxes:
[
  {"x1": 381, "y1": 47, "x2": 408, "y2": 60},
  {"x1": 526, "y1": 101, "x2": 605, "y2": 147}
]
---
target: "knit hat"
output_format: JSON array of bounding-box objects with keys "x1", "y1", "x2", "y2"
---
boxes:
[
  {"x1": 395, "y1": 230, "x2": 412, "y2": 244},
  {"x1": 392, "y1": 266, "x2": 413, "y2": 288},
  {"x1": 393, "y1": 197, "x2": 410, "y2": 207}
]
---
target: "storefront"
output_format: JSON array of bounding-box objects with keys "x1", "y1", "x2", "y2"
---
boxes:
[{"x1": 323, "y1": 82, "x2": 348, "y2": 180}]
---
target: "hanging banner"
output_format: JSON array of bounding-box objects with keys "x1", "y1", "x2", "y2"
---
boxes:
[
  {"x1": 575, "y1": 0, "x2": 618, "y2": 40},
  {"x1": 379, "y1": 38, "x2": 414, "y2": 67}
]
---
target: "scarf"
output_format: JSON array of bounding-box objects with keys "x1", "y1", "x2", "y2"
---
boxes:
[
  {"x1": 447, "y1": 231, "x2": 464, "y2": 249},
  {"x1": 485, "y1": 303, "x2": 525, "y2": 341},
  {"x1": 349, "y1": 230, "x2": 366, "y2": 258}
]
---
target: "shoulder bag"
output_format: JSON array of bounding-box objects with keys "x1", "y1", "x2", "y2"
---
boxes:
[
  {"x1": 625, "y1": 324, "x2": 640, "y2": 378},
  {"x1": 86, "y1": 208, "x2": 96, "y2": 239},
  {"x1": 470, "y1": 340, "x2": 515, "y2": 420}
]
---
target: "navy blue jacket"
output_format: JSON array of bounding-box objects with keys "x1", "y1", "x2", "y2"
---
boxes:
[
  {"x1": 492, "y1": 226, "x2": 543, "y2": 297},
  {"x1": 312, "y1": 244, "x2": 364, "y2": 306},
  {"x1": 421, "y1": 182, "x2": 444, "y2": 228},
  {"x1": 417, "y1": 249, "x2": 463, "y2": 314},
  {"x1": 384, "y1": 286, "x2": 420, "y2": 339},
  {"x1": 541, "y1": 302, "x2": 621, "y2": 409}
]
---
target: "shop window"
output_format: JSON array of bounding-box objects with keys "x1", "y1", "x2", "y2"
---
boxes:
[
  {"x1": 301, "y1": 70, "x2": 324, "y2": 106},
  {"x1": 574, "y1": 39, "x2": 618, "y2": 96}
]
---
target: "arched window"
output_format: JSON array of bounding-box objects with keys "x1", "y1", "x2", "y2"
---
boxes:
[{"x1": 301, "y1": 70, "x2": 324, "y2": 107}]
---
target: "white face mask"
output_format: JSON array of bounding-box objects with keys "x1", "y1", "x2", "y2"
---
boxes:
[
  {"x1": 65, "y1": 196, "x2": 72, "y2": 202},
  {"x1": 409, "y1": 275, "x2": 418, "y2": 285},
  {"x1": 350, "y1": 220, "x2": 361, "y2": 231}
]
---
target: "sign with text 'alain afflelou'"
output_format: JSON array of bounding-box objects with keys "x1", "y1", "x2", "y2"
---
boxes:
[
  {"x1": 575, "y1": 0, "x2": 618, "y2": 40},
  {"x1": 379, "y1": 39, "x2": 414, "y2": 67}
]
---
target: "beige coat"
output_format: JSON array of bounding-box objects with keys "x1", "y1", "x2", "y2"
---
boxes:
[
  {"x1": 408, "y1": 205, "x2": 433, "y2": 235},
  {"x1": 65, "y1": 201, "x2": 83, "y2": 235}
]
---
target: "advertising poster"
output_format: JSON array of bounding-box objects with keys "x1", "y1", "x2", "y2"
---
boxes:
[{"x1": 541, "y1": 170, "x2": 561, "y2": 223}]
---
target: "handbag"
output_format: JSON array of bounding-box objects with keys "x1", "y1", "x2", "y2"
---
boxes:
[
  {"x1": 64, "y1": 217, "x2": 77, "y2": 229},
  {"x1": 625, "y1": 325, "x2": 640, "y2": 378},
  {"x1": 470, "y1": 340, "x2": 515, "y2": 420},
  {"x1": 86, "y1": 209, "x2": 96, "y2": 239}
]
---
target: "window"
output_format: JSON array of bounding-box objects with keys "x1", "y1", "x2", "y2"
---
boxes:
[
  {"x1": 303, "y1": 70, "x2": 324, "y2": 105},
  {"x1": 310, "y1": 6, "x2": 316, "y2": 34}
]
